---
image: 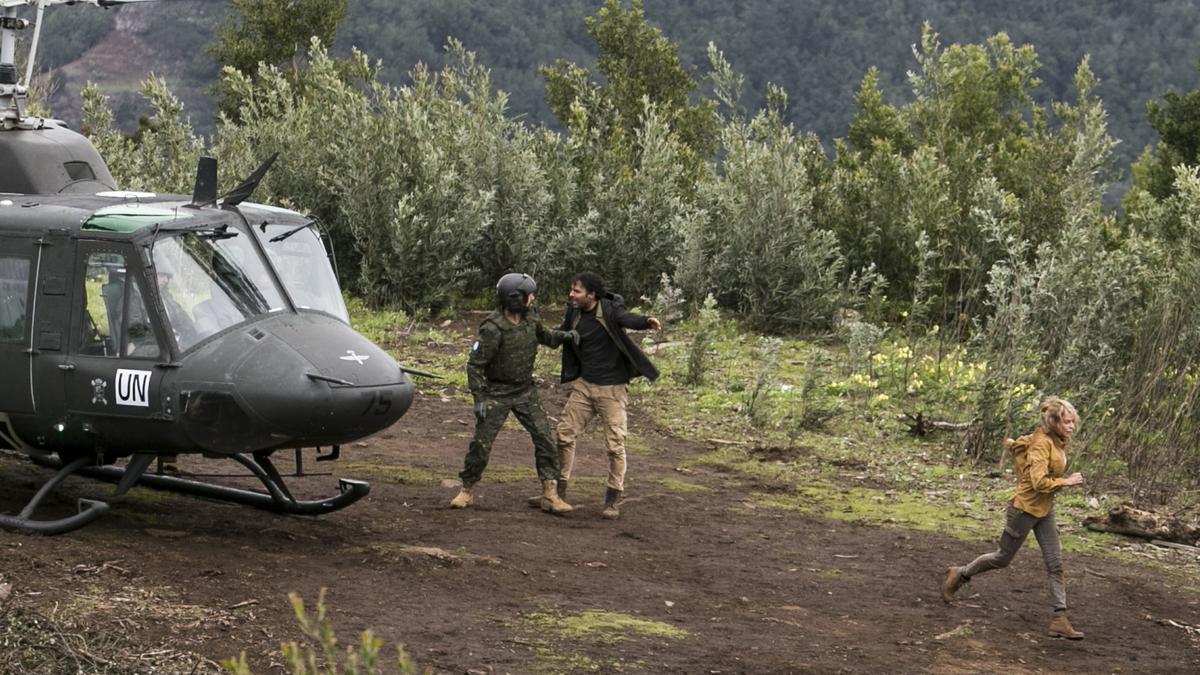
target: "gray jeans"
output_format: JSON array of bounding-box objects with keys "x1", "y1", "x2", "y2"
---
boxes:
[{"x1": 962, "y1": 503, "x2": 1067, "y2": 611}]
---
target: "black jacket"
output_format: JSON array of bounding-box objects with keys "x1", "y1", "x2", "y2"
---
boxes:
[{"x1": 559, "y1": 293, "x2": 659, "y2": 384}]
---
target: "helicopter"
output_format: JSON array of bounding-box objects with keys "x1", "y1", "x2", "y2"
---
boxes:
[{"x1": 0, "y1": 0, "x2": 425, "y2": 534}]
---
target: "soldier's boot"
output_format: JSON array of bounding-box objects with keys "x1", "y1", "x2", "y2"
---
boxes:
[
  {"x1": 941, "y1": 566, "x2": 967, "y2": 603},
  {"x1": 601, "y1": 487, "x2": 622, "y2": 520},
  {"x1": 540, "y1": 480, "x2": 573, "y2": 515},
  {"x1": 449, "y1": 483, "x2": 475, "y2": 509},
  {"x1": 527, "y1": 479, "x2": 568, "y2": 508},
  {"x1": 1047, "y1": 612, "x2": 1084, "y2": 640}
]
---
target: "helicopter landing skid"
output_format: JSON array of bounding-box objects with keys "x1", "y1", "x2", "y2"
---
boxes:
[
  {"x1": 28, "y1": 451, "x2": 370, "y2": 526},
  {"x1": 0, "y1": 455, "x2": 111, "y2": 535}
]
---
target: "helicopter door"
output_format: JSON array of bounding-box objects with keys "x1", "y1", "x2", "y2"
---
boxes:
[
  {"x1": 63, "y1": 245, "x2": 166, "y2": 422},
  {"x1": 0, "y1": 239, "x2": 35, "y2": 415}
]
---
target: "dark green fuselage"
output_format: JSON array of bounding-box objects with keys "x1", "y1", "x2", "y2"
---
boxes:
[{"x1": 0, "y1": 125, "x2": 413, "y2": 463}]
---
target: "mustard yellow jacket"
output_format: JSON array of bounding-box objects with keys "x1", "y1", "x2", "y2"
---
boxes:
[{"x1": 1008, "y1": 429, "x2": 1068, "y2": 517}]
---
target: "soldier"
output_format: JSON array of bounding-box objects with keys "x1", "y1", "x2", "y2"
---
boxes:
[{"x1": 449, "y1": 273, "x2": 578, "y2": 514}]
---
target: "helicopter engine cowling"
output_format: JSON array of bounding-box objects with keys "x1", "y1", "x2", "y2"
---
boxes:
[
  {"x1": 173, "y1": 313, "x2": 413, "y2": 454},
  {"x1": 0, "y1": 122, "x2": 118, "y2": 194}
]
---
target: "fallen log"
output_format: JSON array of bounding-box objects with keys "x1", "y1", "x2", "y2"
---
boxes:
[
  {"x1": 1082, "y1": 503, "x2": 1200, "y2": 546},
  {"x1": 1149, "y1": 539, "x2": 1200, "y2": 553},
  {"x1": 899, "y1": 412, "x2": 978, "y2": 436}
]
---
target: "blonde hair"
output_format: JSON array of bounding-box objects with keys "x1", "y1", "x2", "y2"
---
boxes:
[{"x1": 1039, "y1": 396, "x2": 1079, "y2": 433}]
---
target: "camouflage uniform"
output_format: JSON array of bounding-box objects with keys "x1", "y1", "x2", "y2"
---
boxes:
[{"x1": 459, "y1": 309, "x2": 569, "y2": 485}]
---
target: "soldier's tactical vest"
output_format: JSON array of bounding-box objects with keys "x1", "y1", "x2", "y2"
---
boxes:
[{"x1": 482, "y1": 312, "x2": 541, "y2": 387}]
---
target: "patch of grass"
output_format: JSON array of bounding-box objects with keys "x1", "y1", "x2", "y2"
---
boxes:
[
  {"x1": 346, "y1": 295, "x2": 411, "y2": 349},
  {"x1": 523, "y1": 608, "x2": 688, "y2": 644},
  {"x1": 478, "y1": 464, "x2": 543, "y2": 485},
  {"x1": 512, "y1": 607, "x2": 681, "y2": 674},
  {"x1": 684, "y1": 446, "x2": 813, "y2": 487},
  {"x1": 522, "y1": 641, "x2": 601, "y2": 675},
  {"x1": 624, "y1": 434, "x2": 658, "y2": 456},
  {"x1": 338, "y1": 463, "x2": 439, "y2": 484},
  {"x1": 107, "y1": 485, "x2": 187, "y2": 505},
  {"x1": 1058, "y1": 529, "x2": 1128, "y2": 555},
  {"x1": 656, "y1": 478, "x2": 712, "y2": 493},
  {"x1": 754, "y1": 482, "x2": 996, "y2": 542},
  {"x1": 106, "y1": 486, "x2": 195, "y2": 525}
]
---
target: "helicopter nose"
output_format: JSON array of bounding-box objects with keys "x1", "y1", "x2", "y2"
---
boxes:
[
  {"x1": 229, "y1": 319, "x2": 414, "y2": 445},
  {"x1": 174, "y1": 314, "x2": 414, "y2": 453}
]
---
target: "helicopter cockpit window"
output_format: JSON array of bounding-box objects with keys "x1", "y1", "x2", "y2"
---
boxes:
[
  {"x1": 78, "y1": 253, "x2": 160, "y2": 359},
  {"x1": 253, "y1": 223, "x2": 349, "y2": 323},
  {"x1": 0, "y1": 257, "x2": 30, "y2": 341},
  {"x1": 152, "y1": 229, "x2": 285, "y2": 351}
]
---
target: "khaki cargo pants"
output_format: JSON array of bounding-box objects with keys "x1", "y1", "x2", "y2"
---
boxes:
[{"x1": 556, "y1": 379, "x2": 628, "y2": 491}]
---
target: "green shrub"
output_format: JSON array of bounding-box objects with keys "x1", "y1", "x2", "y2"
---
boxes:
[
  {"x1": 683, "y1": 294, "x2": 719, "y2": 386},
  {"x1": 223, "y1": 589, "x2": 423, "y2": 675}
]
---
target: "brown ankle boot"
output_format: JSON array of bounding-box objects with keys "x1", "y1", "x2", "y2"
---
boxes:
[
  {"x1": 601, "y1": 487, "x2": 622, "y2": 520},
  {"x1": 540, "y1": 479, "x2": 573, "y2": 514},
  {"x1": 449, "y1": 483, "x2": 475, "y2": 509},
  {"x1": 941, "y1": 566, "x2": 967, "y2": 603},
  {"x1": 1047, "y1": 612, "x2": 1084, "y2": 639},
  {"x1": 527, "y1": 479, "x2": 568, "y2": 508}
]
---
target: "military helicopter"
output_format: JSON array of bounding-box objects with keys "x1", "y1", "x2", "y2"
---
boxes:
[{"x1": 0, "y1": 0, "x2": 424, "y2": 534}]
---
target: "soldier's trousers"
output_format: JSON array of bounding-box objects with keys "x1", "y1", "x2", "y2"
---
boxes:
[{"x1": 459, "y1": 386, "x2": 560, "y2": 485}]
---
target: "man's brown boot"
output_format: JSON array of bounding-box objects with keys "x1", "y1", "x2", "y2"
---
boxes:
[
  {"x1": 1047, "y1": 612, "x2": 1084, "y2": 639},
  {"x1": 941, "y1": 566, "x2": 967, "y2": 603},
  {"x1": 601, "y1": 487, "x2": 622, "y2": 520},
  {"x1": 528, "y1": 479, "x2": 568, "y2": 508},
  {"x1": 540, "y1": 480, "x2": 573, "y2": 514},
  {"x1": 449, "y1": 483, "x2": 475, "y2": 509}
]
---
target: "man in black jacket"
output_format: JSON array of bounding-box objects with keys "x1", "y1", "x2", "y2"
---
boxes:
[{"x1": 554, "y1": 271, "x2": 660, "y2": 519}]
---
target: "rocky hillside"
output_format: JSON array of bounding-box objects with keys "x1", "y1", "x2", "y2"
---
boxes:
[{"x1": 42, "y1": 0, "x2": 224, "y2": 136}]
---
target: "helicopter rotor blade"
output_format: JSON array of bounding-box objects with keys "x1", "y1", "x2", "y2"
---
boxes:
[
  {"x1": 0, "y1": 1, "x2": 154, "y2": 8},
  {"x1": 220, "y1": 152, "x2": 278, "y2": 207},
  {"x1": 21, "y1": 0, "x2": 44, "y2": 86}
]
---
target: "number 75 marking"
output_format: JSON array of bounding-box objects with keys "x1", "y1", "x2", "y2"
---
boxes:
[{"x1": 360, "y1": 391, "x2": 392, "y2": 416}]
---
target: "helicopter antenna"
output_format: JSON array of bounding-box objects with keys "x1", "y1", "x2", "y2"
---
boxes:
[
  {"x1": 221, "y1": 153, "x2": 278, "y2": 208},
  {"x1": 1, "y1": 0, "x2": 154, "y2": 129},
  {"x1": 189, "y1": 156, "x2": 218, "y2": 208}
]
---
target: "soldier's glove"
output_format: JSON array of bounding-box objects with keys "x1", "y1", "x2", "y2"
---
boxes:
[
  {"x1": 563, "y1": 329, "x2": 580, "y2": 347},
  {"x1": 473, "y1": 399, "x2": 488, "y2": 422}
]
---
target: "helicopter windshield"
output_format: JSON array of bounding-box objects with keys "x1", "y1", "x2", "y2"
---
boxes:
[
  {"x1": 151, "y1": 230, "x2": 286, "y2": 351},
  {"x1": 253, "y1": 222, "x2": 349, "y2": 323}
]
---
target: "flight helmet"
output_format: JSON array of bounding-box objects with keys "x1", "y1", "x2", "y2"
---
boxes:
[{"x1": 496, "y1": 273, "x2": 537, "y2": 314}]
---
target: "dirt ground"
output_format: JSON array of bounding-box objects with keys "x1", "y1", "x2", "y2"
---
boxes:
[{"x1": 3, "y1": 373, "x2": 1200, "y2": 673}]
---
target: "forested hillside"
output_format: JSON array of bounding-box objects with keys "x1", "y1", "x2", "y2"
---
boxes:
[{"x1": 27, "y1": 0, "x2": 1200, "y2": 173}]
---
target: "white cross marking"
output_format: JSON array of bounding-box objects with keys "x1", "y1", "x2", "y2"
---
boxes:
[{"x1": 340, "y1": 350, "x2": 370, "y2": 365}]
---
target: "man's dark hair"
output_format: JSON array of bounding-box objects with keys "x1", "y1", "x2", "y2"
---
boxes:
[{"x1": 571, "y1": 271, "x2": 606, "y2": 298}]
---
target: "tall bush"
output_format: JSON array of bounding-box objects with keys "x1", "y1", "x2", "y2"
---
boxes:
[{"x1": 689, "y1": 83, "x2": 846, "y2": 331}]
